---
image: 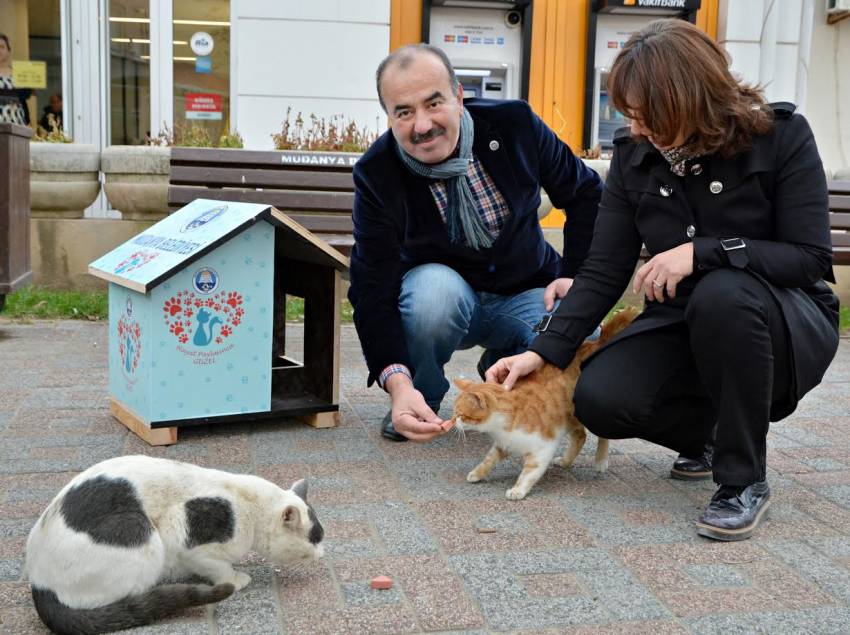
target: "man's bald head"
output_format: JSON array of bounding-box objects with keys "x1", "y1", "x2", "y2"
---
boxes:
[{"x1": 375, "y1": 44, "x2": 459, "y2": 112}]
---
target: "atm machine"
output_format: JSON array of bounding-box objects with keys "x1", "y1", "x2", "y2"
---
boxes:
[
  {"x1": 423, "y1": 0, "x2": 532, "y2": 100},
  {"x1": 583, "y1": 0, "x2": 701, "y2": 154}
]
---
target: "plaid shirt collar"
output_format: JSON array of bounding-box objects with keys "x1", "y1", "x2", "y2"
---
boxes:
[{"x1": 428, "y1": 153, "x2": 511, "y2": 242}]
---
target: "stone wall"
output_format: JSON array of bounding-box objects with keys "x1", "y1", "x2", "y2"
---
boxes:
[{"x1": 30, "y1": 218, "x2": 153, "y2": 291}]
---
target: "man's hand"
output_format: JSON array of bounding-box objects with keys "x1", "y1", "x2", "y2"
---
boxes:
[
  {"x1": 484, "y1": 350, "x2": 545, "y2": 391},
  {"x1": 543, "y1": 277, "x2": 574, "y2": 311},
  {"x1": 385, "y1": 373, "x2": 445, "y2": 442},
  {"x1": 633, "y1": 243, "x2": 694, "y2": 303}
]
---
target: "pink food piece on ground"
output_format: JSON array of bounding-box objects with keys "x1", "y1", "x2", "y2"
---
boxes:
[
  {"x1": 370, "y1": 575, "x2": 393, "y2": 590},
  {"x1": 441, "y1": 418, "x2": 456, "y2": 432}
]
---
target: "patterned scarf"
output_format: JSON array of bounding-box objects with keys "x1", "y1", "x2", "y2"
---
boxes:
[
  {"x1": 659, "y1": 142, "x2": 701, "y2": 177},
  {"x1": 395, "y1": 108, "x2": 493, "y2": 250}
]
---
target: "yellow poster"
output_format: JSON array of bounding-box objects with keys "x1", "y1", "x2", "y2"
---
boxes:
[{"x1": 12, "y1": 60, "x2": 47, "y2": 89}]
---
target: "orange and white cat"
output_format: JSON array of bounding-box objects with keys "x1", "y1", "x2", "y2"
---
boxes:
[{"x1": 452, "y1": 309, "x2": 638, "y2": 500}]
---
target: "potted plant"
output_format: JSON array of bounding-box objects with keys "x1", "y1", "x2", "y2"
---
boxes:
[
  {"x1": 102, "y1": 122, "x2": 244, "y2": 221},
  {"x1": 29, "y1": 117, "x2": 100, "y2": 219},
  {"x1": 270, "y1": 107, "x2": 377, "y2": 166}
]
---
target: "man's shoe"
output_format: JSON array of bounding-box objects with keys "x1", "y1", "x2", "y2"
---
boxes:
[
  {"x1": 671, "y1": 445, "x2": 713, "y2": 480},
  {"x1": 695, "y1": 481, "x2": 771, "y2": 541},
  {"x1": 380, "y1": 411, "x2": 408, "y2": 442}
]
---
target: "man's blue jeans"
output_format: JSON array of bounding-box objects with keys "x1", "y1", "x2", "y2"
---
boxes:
[{"x1": 399, "y1": 263, "x2": 548, "y2": 409}]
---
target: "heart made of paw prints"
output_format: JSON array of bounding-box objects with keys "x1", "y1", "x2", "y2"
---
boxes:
[
  {"x1": 117, "y1": 316, "x2": 142, "y2": 373},
  {"x1": 162, "y1": 290, "x2": 246, "y2": 345}
]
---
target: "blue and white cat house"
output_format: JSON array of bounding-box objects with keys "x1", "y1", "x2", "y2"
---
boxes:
[{"x1": 89, "y1": 198, "x2": 348, "y2": 445}]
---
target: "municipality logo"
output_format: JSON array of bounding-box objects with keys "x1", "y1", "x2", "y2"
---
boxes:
[
  {"x1": 181, "y1": 205, "x2": 227, "y2": 232},
  {"x1": 193, "y1": 267, "x2": 219, "y2": 294}
]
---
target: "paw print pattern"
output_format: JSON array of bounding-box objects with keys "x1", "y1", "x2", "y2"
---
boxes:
[
  {"x1": 163, "y1": 297, "x2": 182, "y2": 317},
  {"x1": 163, "y1": 288, "x2": 246, "y2": 346},
  {"x1": 226, "y1": 292, "x2": 243, "y2": 308}
]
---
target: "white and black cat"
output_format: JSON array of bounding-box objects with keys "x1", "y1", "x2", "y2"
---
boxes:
[{"x1": 25, "y1": 455, "x2": 324, "y2": 634}]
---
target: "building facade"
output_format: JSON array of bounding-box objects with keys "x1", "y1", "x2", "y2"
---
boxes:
[{"x1": 1, "y1": 0, "x2": 847, "y2": 220}]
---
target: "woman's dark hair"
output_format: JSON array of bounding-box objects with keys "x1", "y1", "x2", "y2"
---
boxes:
[
  {"x1": 0, "y1": 34, "x2": 11, "y2": 52},
  {"x1": 607, "y1": 19, "x2": 773, "y2": 157}
]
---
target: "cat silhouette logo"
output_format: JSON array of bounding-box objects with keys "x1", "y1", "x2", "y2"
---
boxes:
[
  {"x1": 163, "y1": 290, "x2": 245, "y2": 358},
  {"x1": 193, "y1": 267, "x2": 219, "y2": 294},
  {"x1": 118, "y1": 299, "x2": 142, "y2": 384},
  {"x1": 181, "y1": 205, "x2": 227, "y2": 232}
]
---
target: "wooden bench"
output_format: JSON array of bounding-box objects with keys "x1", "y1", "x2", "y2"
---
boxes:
[
  {"x1": 829, "y1": 180, "x2": 850, "y2": 265},
  {"x1": 168, "y1": 148, "x2": 357, "y2": 257}
]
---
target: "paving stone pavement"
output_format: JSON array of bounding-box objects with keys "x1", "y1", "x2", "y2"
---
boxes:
[{"x1": 1, "y1": 319, "x2": 849, "y2": 634}]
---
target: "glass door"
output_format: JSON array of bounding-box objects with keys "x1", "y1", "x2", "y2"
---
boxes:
[
  {"x1": 108, "y1": 0, "x2": 151, "y2": 144},
  {"x1": 171, "y1": 0, "x2": 230, "y2": 145}
]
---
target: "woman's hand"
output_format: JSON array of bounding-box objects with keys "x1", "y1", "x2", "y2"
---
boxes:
[
  {"x1": 485, "y1": 350, "x2": 545, "y2": 391},
  {"x1": 633, "y1": 243, "x2": 694, "y2": 302},
  {"x1": 542, "y1": 277, "x2": 574, "y2": 311}
]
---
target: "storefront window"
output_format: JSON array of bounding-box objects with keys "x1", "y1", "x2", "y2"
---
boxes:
[
  {"x1": 172, "y1": 0, "x2": 230, "y2": 144},
  {"x1": 0, "y1": 0, "x2": 63, "y2": 132},
  {"x1": 109, "y1": 0, "x2": 151, "y2": 145}
]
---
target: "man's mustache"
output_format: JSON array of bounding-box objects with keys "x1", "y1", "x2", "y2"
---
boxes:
[{"x1": 411, "y1": 127, "x2": 445, "y2": 144}]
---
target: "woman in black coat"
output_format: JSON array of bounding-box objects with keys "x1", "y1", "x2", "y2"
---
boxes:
[{"x1": 486, "y1": 19, "x2": 839, "y2": 541}]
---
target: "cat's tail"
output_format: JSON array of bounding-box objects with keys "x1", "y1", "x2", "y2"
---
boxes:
[
  {"x1": 577, "y1": 307, "x2": 639, "y2": 362},
  {"x1": 31, "y1": 582, "x2": 234, "y2": 634}
]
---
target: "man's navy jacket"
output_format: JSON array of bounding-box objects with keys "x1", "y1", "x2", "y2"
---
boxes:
[{"x1": 348, "y1": 98, "x2": 603, "y2": 385}]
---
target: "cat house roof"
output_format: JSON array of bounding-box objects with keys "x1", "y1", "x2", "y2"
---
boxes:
[{"x1": 88, "y1": 198, "x2": 349, "y2": 293}]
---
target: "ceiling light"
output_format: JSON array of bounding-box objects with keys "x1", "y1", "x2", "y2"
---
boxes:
[
  {"x1": 174, "y1": 56, "x2": 197, "y2": 61},
  {"x1": 173, "y1": 19, "x2": 230, "y2": 26},
  {"x1": 109, "y1": 17, "x2": 150, "y2": 23}
]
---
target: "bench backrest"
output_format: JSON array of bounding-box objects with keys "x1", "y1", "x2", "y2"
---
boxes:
[
  {"x1": 168, "y1": 147, "x2": 357, "y2": 254},
  {"x1": 829, "y1": 180, "x2": 850, "y2": 265}
]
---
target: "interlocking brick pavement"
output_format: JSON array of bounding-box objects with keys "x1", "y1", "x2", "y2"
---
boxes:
[{"x1": 1, "y1": 319, "x2": 849, "y2": 634}]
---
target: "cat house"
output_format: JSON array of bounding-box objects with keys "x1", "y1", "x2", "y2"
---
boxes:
[{"x1": 89, "y1": 198, "x2": 348, "y2": 446}]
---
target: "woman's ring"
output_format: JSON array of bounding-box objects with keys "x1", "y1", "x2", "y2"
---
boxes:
[{"x1": 652, "y1": 279, "x2": 664, "y2": 288}]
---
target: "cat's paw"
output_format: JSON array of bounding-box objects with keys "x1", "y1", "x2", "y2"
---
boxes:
[
  {"x1": 230, "y1": 571, "x2": 252, "y2": 591},
  {"x1": 558, "y1": 455, "x2": 576, "y2": 468},
  {"x1": 594, "y1": 459, "x2": 609, "y2": 473},
  {"x1": 505, "y1": 487, "x2": 528, "y2": 500},
  {"x1": 467, "y1": 470, "x2": 483, "y2": 483}
]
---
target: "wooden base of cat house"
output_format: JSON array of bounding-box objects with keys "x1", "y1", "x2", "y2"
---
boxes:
[{"x1": 89, "y1": 199, "x2": 348, "y2": 446}]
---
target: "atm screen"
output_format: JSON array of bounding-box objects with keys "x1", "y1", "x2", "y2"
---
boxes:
[{"x1": 461, "y1": 83, "x2": 479, "y2": 97}]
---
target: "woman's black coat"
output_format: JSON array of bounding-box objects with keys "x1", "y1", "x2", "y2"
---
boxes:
[{"x1": 530, "y1": 104, "x2": 840, "y2": 420}]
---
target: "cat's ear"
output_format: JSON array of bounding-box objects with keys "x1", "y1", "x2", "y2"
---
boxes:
[
  {"x1": 282, "y1": 505, "x2": 302, "y2": 526},
  {"x1": 453, "y1": 378, "x2": 474, "y2": 391},
  {"x1": 291, "y1": 479, "x2": 308, "y2": 501}
]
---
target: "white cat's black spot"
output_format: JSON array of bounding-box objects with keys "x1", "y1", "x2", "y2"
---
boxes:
[
  {"x1": 184, "y1": 497, "x2": 234, "y2": 548},
  {"x1": 306, "y1": 506, "x2": 323, "y2": 544},
  {"x1": 59, "y1": 476, "x2": 152, "y2": 547},
  {"x1": 61, "y1": 476, "x2": 153, "y2": 547}
]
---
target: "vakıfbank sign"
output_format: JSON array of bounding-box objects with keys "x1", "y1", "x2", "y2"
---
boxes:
[{"x1": 603, "y1": 0, "x2": 700, "y2": 10}]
